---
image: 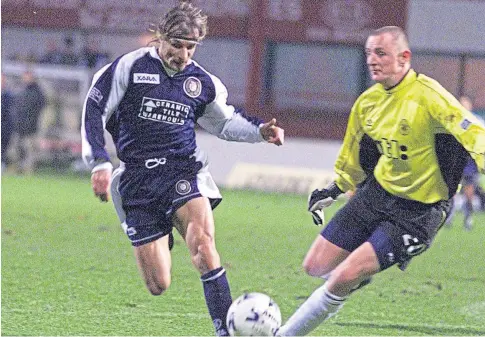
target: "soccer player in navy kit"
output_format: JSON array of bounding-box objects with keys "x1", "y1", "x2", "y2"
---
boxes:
[
  {"x1": 277, "y1": 26, "x2": 485, "y2": 336},
  {"x1": 458, "y1": 95, "x2": 483, "y2": 231},
  {"x1": 81, "y1": 2, "x2": 284, "y2": 336}
]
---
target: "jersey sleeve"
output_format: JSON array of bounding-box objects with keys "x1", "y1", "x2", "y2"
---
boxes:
[
  {"x1": 196, "y1": 74, "x2": 264, "y2": 143},
  {"x1": 81, "y1": 57, "x2": 130, "y2": 169},
  {"x1": 429, "y1": 95, "x2": 485, "y2": 174},
  {"x1": 334, "y1": 102, "x2": 368, "y2": 192}
]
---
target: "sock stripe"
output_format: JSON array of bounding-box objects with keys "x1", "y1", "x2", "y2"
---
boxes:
[
  {"x1": 323, "y1": 294, "x2": 344, "y2": 306},
  {"x1": 201, "y1": 267, "x2": 226, "y2": 282},
  {"x1": 323, "y1": 284, "x2": 347, "y2": 303}
]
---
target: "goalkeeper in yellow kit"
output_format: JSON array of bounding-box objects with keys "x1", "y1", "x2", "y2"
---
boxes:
[{"x1": 277, "y1": 26, "x2": 485, "y2": 336}]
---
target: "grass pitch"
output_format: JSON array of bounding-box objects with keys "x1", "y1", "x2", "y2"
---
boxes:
[{"x1": 2, "y1": 173, "x2": 485, "y2": 336}]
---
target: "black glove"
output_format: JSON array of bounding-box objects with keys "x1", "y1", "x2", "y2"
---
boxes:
[{"x1": 308, "y1": 182, "x2": 343, "y2": 225}]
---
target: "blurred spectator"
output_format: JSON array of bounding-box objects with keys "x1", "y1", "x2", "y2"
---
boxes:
[
  {"x1": 447, "y1": 95, "x2": 484, "y2": 230},
  {"x1": 1, "y1": 73, "x2": 15, "y2": 172},
  {"x1": 459, "y1": 95, "x2": 483, "y2": 230},
  {"x1": 79, "y1": 39, "x2": 110, "y2": 69},
  {"x1": 40, "y1": 36, "x2": 79, "y2": 66},
  {"x1": 15, "y1": 70, "x2": 46, "y2": 174},
  {"x1": 40, "y1": 39, "x2": 64, "y2": 64},
  {"x1": 61, "y1": 36, "x2": 79, "y2": 66}
]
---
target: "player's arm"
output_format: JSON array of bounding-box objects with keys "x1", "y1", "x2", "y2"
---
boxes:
[
  {"x1": 333, "y1": 103, "x2": 368, "y2": 192},
  {"x1": 308, "y1": 103, "x2": 367, "y2": 225},
  {"x1": 81, "y1": 56, "x2": 129, "y2": 201},
  {"x1": 430, "y1": 97, "x2": 485, "y2": 173},
  {"x1": 196, "y1": 76, "x2": 284, "y2": 145}
]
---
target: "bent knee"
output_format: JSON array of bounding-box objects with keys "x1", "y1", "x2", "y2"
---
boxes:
[
  {"x1": 302, "y1": 256, "x2": 332, "y2": 278},
  {"x1": 145, "y1": 276, "x2": 171, "y2": 296}
]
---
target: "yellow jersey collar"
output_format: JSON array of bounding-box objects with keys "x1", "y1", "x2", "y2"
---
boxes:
[{"x1": 383, "y1": 69, "x2": 417, "y2": 94}]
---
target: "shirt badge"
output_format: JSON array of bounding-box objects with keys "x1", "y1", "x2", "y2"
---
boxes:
[
  {"x1": 176, "y1": 180, "x2": 192, "y2": 195},
  {"x1": 461, "y1": 118, "x2": 472, "y2": 130},
  {"x1": 399, "y1": 119, "x2": 411, "y2": 135},
  {"x1": 183, "y1": 77, "x2": 202, "y2": 98}
]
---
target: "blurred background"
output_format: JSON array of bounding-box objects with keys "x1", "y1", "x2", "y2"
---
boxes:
[{"x1": 2, "y1": 0, "x2": 485, "y2": 192}]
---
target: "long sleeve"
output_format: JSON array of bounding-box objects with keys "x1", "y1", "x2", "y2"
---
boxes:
[
  {"x1": 196, "y1": 74, "x2": 264, "y2": 143},
  {"x1": 334, "y1": 103, "x2": 368, "y2": 192},
  {"x1": 428, "y1": 93, "x2": 485, "y2": 174},
  {"x1": 81, "y1": 56, "x2": 130, "y2": 169}
]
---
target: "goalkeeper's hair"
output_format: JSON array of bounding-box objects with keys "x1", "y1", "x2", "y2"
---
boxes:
[
  {"x1": 149, "y1": 1, "x2": 208, "y2": 44},
  {"x1": 369, "y1": 26, "x2": 410, "y2": 53}
]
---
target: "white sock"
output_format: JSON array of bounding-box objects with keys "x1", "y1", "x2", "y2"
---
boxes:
[{"x1": 278, "y1": 283, "x2": 346, "y2": 336}]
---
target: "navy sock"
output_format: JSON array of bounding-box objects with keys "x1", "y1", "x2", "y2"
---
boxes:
[
  {"x1": 464, "y1": 200, "x2": 473, "y2": 221},
  {"x1": 201, "y1": 267, "x2": 232, "y2": 336}
]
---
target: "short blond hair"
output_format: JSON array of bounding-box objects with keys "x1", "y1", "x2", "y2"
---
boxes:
[{"x1": 370, "y1": 26, "x2": 410, "y2": 52}]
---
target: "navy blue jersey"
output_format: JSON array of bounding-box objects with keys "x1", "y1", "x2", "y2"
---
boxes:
[
  {"x1": 82, "y1": 46, "x2": 264, "y2": 168},
  {"x1": 463, "y1": 156, "x2": 479, "y2": 177}
]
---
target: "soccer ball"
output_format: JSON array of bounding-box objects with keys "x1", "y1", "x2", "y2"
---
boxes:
[{"x1": 226, "y1": 292, "x2": 282, "y2": 336}]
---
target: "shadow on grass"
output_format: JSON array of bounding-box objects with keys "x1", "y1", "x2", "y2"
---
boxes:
[{"x1": 335, "y1": 321, "x2": 485, "y2": 336}]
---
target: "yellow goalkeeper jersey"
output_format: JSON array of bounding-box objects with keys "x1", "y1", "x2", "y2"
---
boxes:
[{"x1": 334, "y1": 69, "x2": 485, "y2": 203}]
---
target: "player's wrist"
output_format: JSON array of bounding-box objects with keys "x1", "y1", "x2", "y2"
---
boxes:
[
  {"x1": 325, "y1": 181, "x2": 343, "y2": 200},
  {"x1": 91, "y1": 160, "x2": 113, "y2": 174}
]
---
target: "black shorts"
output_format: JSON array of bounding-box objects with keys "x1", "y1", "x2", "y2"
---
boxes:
[{"x1": 322, "y1": 176, "x2": 451, "y2": 271}]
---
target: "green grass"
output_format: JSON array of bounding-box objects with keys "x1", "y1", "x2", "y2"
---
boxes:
[{"x1": 2, "y1": 173, "x2": 485, "y2": 336}]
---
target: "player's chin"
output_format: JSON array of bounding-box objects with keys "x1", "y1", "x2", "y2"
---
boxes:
[
  {"x1": 172, "y1": 62, "x2": 186, "y2": 71},
  {"x1": 370, "y1": 72, "x2": 383, "y2": 81}
]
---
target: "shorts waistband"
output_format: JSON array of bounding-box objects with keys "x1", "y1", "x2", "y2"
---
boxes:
[
  {"x1": 121, "y1": 155, "x2": 195, "y2": 170},
  {"x1": 121, "y1": 157, "x2": 168, "y2": 169},
  {"x1": 370, "y1": 177, "x2": 440, "y2": 210}
]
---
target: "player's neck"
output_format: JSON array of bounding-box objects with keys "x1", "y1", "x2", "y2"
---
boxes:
[
  {"x1": 161, "y1": 60, "x2": 179, "y2": 77},
  {"x1": 383, "y1": 68, "x2": 411, "y2": 90}
]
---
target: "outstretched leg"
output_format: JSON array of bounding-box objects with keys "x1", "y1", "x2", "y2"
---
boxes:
[
  {"x1": 174, "y1": 197, "x2": 232, "y2": 336},
  {"x1": 278, "y1": 241, "x2": 380, "y2": 336}
]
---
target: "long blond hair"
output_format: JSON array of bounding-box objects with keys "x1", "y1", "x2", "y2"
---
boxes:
[{"x1": 148, "y1": 1, "x2": 208, "y2": 45}]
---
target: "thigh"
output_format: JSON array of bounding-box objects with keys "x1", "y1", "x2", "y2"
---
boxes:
[
  {"x1": 173, "y1": 196, "x2": 215, "y2": 247},
  {"x1": 173, "y1": 196, "x2": 220, "y2": 272},
  {"x1": 303, "y1": 235, "x2": 351, "y2": 277},
  {"x1": 134, "y1": 235, "x2": 172, "y2": 283}
]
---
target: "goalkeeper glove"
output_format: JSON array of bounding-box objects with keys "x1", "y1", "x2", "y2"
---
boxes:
[{"x1": 308, "y1": 182, "x2": 343, "y2": 225}]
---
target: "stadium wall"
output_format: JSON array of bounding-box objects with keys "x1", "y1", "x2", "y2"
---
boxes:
[{"x1": 195, "y1": 130, "x2": 341, "y2": 194}]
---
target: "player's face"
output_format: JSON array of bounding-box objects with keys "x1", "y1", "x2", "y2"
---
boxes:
[
  {"x1": 159, "y1": 32, "x2": 198, "y2": 72},
  {"x1": 365, "y1": 33, "x2": 404, "y2": 89}
]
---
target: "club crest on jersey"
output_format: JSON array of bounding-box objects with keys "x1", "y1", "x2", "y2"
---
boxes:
[
  {"x1": 134, "y1": 73, "x2": 160, "y2": 84},
  {"x1": 176, "y1": 180, "x2": 192, "y2": 195},
  {"x1": 183, "y1": 77, "x2": 202, "y2": 98},
  {"x1": 399, "y1": 119, "x2": 410, "y2": 135},
  {"x1": 138, "y1": 97, "x2": 190, "y2": 125}
]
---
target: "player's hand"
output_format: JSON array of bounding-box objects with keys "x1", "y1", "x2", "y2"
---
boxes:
[
  {"x1": 308, "y1": 183, "x2": 342, "y2": 225},
  {"x1": 91, "y1": 169, "x2": 111, "y2": 202},
  {"x1": 260, "y1": 118, "x2": 284, "y2": 146}
]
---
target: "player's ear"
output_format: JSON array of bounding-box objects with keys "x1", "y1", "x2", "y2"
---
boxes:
[{"x1": 400, "y1": 50, "x2": 411, "y2": 64}]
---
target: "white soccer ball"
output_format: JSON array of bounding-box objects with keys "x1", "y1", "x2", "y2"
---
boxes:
[{"x1": 226, "y1": 292, "x2": 282, "y2": 336}]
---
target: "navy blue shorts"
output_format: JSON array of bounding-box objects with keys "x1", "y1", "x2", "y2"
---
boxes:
[
  {"x1": 462, "y1": 173, "x2": 479, "y2": 187},
  {"x1": 111, "y1": 155, "x2": 222, "y2": 247},
  {"x1": 322, "y1": 176, "x2": 451, "y2": 271}
]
